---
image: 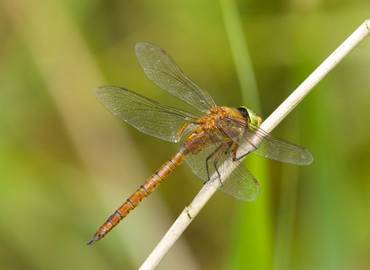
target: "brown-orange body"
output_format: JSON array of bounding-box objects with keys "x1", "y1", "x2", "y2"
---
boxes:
[{"x1": 88, "y1": 106, "x2": 247, "y2": 244}]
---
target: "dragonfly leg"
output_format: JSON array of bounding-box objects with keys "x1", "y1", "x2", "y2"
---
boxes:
[
  {"x1": 204, "y1": 144, "x2": 224, "y2": 184},
  {"x1": 205, "y1": 144, "x2": 224, "y2": 184},
  {"x1": 214, "y1": 141, "x2": 235, "y2": 186},
  {"x1": 213, "y1": 159, "x2": 223, "y2": 186},
  {"x1": 205, "y1": 157, "x2": 211, "y2": 184}
]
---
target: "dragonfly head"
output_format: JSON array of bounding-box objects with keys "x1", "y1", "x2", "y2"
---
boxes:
[{"x1": 237, "y1": 106, "x2": 262, "y2": 127}]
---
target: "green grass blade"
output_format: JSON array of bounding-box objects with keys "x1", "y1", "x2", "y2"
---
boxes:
[
  {"x1": 220, "y1": 1, "x2": 272, "y2": 269},
  {"x1": 219, "y1": 0, "x2": 260, "y2": 108}
]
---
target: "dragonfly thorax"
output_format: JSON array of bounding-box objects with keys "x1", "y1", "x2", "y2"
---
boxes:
[
  {"x1": 183, "y1": 106, "x2": 245, "y2": 153},
  {"x1": 198, "y1": 106, "x2": 246, "y2": 130}
]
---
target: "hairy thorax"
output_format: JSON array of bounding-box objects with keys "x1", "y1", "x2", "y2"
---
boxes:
[{"x1": 183, "y1": 106, "x2": 246, "y2": 154}]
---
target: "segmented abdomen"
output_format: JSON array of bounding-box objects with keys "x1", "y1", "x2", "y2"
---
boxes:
[{"x1": 87, "y1": 148, "x2": 186, "y2": 245}]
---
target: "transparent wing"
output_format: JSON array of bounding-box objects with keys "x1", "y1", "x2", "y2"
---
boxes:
[
  {"x1": 96, "y1": 86, "x2": 198, "y2": 143},
  {"x1": 218, "y1": 117, "x2": 313, "y2": 165},
  {"x1": 185, "y1": 141, "x2": 260, "y2": 201},
  {"x1": 135, "y1": 42, "x2": 216, "y2": 113}
]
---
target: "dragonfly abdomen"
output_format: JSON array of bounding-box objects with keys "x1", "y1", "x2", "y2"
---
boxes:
[{"x1": 87, "y1": 148, "x2": 187, "y2": 245}]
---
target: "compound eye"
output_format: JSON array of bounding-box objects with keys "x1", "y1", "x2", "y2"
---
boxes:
[{"x1": 237, "y1": 107, "x2": 249, "y2": 119}]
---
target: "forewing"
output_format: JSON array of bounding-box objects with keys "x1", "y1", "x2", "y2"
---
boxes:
[
  {"x1": 96, "y1": 86, "x2": 197, "y2": 143},
  {"x1": 218, "y1": 118, "x2": 313, "y2": 165},
  {"x1": 185, "y1": 142, "x2": 260, "y2": 201},
  {"x1": 135, "y1": 42, "x2": 216, "y2": 113}
]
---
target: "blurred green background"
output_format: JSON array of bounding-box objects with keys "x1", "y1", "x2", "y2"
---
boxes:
[{"x1": 0, "y1": 0, "x2": 369, "y2": 269}]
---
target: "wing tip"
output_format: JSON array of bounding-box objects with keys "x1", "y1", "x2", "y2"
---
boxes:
[
  {"x1": 94, "y1": 86, "x2": 105, "y2": 96},
  {"x1": 231, "y1": 187, "x2": 260, "y2": 202},
  {"x1": 94, "y1": 86, "x2": 112, "y2": 102},
  {"x1": 302, "y1": 149, "x2": 314, "y2": 165},
  {"x1": 94, "y1": 85, "x2": 127, "y2": 98},
  {"x1": 134, "y1": 42, "x2": 145, "y2": 52},
  {"x1": 135, "y1": 41, "x2": 157, "y2": 54}
]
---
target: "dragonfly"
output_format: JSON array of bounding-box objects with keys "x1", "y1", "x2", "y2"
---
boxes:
[{"x1": 87, "y1": 42, "x2": 313, "y2": 245}]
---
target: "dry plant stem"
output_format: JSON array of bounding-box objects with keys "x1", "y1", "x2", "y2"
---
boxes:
[{"x1": 139, "y1": 19, "x2": 370, "y2": 270}]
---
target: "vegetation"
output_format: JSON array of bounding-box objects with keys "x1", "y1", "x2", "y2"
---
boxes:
[{"x1": 0, "y1": 0, "x2": 369, "y2": 269}]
